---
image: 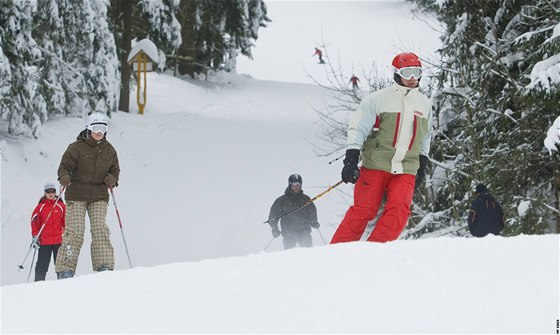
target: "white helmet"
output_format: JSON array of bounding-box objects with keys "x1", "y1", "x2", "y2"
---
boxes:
[
  {"x1": 44, "y1": 182, "x2": 56, "y2": 192},
  {"x1": 86, "y1": 112, "x2": 108, "y2": 133}
]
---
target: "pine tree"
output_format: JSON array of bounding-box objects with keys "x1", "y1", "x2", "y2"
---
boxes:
[
  {"x1": 175, "y1": 0, "x2": 269, "y2": 77},
  {"x1": 407, "y1": 0, "x2": 560, "y2": 236},
  {"x1": 0, "y1": 0, "x2": 42, "y2": 136},
  {"x1": 88, "y1": 0, "x2": 119, "y2": 115},
  {"x1": 34, "y1": 0, "x2": 67, "y2": 119},
  {"x1": 0, "y1": 35, "x2": 13, "y2": 132},
  {"x1": 109, "y1": 0, "x2": 181, "y2": 112},
  {"x1": 138, "y1": 0, "x2": 182, "y2": 70},
  {"x1": 57, "y1": 0, "x2": 119, "y2": 117}
]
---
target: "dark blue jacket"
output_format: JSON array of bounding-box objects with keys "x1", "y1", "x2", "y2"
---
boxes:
[{"x1": 468, "y1": 192, "x2": 504, "y2": 237}]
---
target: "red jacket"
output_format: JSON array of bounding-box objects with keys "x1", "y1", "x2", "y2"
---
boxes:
[{"x1": 31, "y1": 197, "x2": 66, "y2": 245}]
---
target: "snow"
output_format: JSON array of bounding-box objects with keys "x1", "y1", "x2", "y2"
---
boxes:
[
  {"x1": 127, "y1": 38, "x2": 159, "y2": 64},
  {"x1": 2, "y1": 235, "x2": 558, "y2": 333},
  {"x1": 1, "y1": 1, "x2": 559, "y2": 334},
  {"x1": 236, "y1": 1, "x2": 441, "y2": 85},
  {"x1": 517, "y1": 200, "x2": 531, "y2": 217},
  {"x1": 544, "y1": 115, "x2": 560, "y2": 155},
  {"x1": 528, "y1": 53, "x2": 560, "y2": 91}
]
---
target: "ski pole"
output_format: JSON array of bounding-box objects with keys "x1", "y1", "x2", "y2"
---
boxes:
[
  {"x1": 263, "y1": 237, "x2": 276, "y2": 251},
  {"x1": 263, "y1": 180, "x2": 344, "y2": 224},
  {"x1": 26, "y1": 248, "x2": 37, "y2": 283},
  {"x1": 109, "y1": 187, "x2": 133, "y2": 268},
  {"x1": 316, "y1": 228, "x2": 327, "y2": 245},
  {"x1": 18, "y1": 186, "x2": 65, "y2": 272},
  {"x1": 328, "y1": 153, "x2": 345, "y2": 165}
]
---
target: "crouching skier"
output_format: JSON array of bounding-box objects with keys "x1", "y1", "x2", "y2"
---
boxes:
[{"x1": 55, "y1": 112, "x2": 120, "y2": 279}]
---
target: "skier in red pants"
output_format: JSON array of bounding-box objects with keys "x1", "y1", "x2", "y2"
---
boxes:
[{"x1": 331, "y1": 52, "x2": 432, "y2": 243}]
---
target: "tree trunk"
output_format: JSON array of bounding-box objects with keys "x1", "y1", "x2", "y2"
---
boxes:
[
  {"x1": 177, "y1": 0, "x2": 197, "y2": 78},
  {"x1": 118, "y1": 0, "x2": 133, "y2": 113}
]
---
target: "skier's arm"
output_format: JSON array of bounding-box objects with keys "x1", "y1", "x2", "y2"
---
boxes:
[
  {"x1": 420, "y1": 100, "x2": 433, "y2": 156},
  {"x1": 497, "y1": 202, "x2": 505, "y2": 231},
  {"x1": 106, "y1": 147, "x2": 120, "y2": 187},
  {"x1": 58, "y1": 145, "x2": 78, "y2": 182},
  {"x1": 268, "y1": 197, "x2": 283, "y2": 229},
  {"x1": 346, "y1": 93, "x2": 378, "y2": 150},
  {"x1": 30, "y1": 205, "x2": 41, "y2": 236},
  {"x1": 467, "y1": 200, "x2": 480, "y2": 232},
  {"x1": 305, "y1": 200, "x2": 319, "y2": 227}
]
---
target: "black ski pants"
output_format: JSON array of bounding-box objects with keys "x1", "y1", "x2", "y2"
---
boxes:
[
  {"x1": 35, "y1": 244, "x2": 60, "y2": 281},
  {"x1": 282, "y1": 232, "x2": 312, "y2": 250}
]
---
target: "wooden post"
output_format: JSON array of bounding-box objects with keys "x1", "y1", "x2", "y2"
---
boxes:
[{"x1": 136, "y1": 53, "x2": 147, "y2": 115}]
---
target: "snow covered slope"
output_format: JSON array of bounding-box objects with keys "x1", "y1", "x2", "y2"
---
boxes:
[
  {"x1": 2, "y1": 235, "x2": 558, "y2": 333},
  {"x1": 1, "y1": 72, "x2": 346, "y2": 285},
  {"x1": 1, "y1": 1, "x2": 558, "y2": 334}
]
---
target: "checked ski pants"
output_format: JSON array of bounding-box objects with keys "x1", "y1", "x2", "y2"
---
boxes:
[
  {"x1": 331, "y1": 168, "x2": 415, "y2": 243},
  {"x1": 55, "y1": 200, "x2": 114, "y2": 273}
]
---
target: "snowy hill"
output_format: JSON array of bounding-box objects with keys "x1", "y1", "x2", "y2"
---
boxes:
[
  {"x1": 1, "y1": 1, "x2": 558, "y2": 334},
  {"x1": 2, "y1": 235, "x2": 558, "y2": 333},
  {"x1": 1, "y1": 72, "x2": 346, "y2": 285}
]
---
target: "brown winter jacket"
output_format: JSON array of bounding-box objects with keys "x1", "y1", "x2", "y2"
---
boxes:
[{"x1": 58, "y1": 130, "x2": 120, "y2": 203}]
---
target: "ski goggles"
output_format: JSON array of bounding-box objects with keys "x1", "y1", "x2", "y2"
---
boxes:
[
  {"x1": 45, "y1": 188, "x2": 56, "y2": 194},
  {"x1": 395, "y1": 66, "x2": 422, "y2": 80},
  {"x1": 90, "y1": 124, "x2": 108, "y2": 134},
  {"x1": 289, "y1": 182, "x2": 302, "y2": 187}
]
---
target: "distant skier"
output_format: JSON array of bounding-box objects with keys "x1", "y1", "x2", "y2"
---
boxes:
[
  {"x1": 268, "y1": 174, "x2": 320, "y2": 249},
  {"x1": 349, "y1": 74, "x2": 360, "y2": 89},
  {"x1": 30, "y1": 182, "x2": 66, "y2": 281},
  {"x1": 468, "y1": 184, "x2": 505, "y2": 237},
  {"x1": 55, "y1": 112, "x2": 120, "y2": 279},
  {"x1": 313, "y1": 47, "x2": 325, "y2": 64},
  {"x1": 331, "y1": 52, "x2": 432, "y2": 244}
]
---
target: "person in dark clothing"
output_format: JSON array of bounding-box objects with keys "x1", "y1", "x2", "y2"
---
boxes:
[
  {"x1": 30, "y1": 182, "x2": 66, "y2": 281},
  {"x1": 268, "y1": 174, "x2": 320, "y2": 249},
  {"x1": 468, "y1": 184, "x2": 505, "y2": 237}
]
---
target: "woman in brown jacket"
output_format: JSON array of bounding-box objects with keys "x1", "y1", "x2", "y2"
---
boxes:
[{"x1": 55, "y1": 112, "x2": 120, "y2": 279}]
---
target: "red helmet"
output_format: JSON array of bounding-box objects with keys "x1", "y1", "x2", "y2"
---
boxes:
[{"x1": 392, "y1": 52, "x2": 422, "y2": 69}]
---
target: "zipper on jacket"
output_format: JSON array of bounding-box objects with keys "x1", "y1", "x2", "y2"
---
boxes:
[
  {"x1": 90, "y1": 145, "x2": 100, "y2": 203},
  {"x1": 408, "y1": 115, "x2": 418, "y2": 150},
  {"x1": 392, "y1": 113, "x2": 401, "y2": 148}
]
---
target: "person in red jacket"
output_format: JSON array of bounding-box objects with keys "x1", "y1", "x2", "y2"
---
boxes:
[
  {"x1": 313, "y1": 47, "x2": 325, "y2": 64},
  {"x1": 30, "y1": 182, "x2": 66, "y2": 281},
  {"x1": 349, "y1": 74, "x2": 360, "y2": 89}
]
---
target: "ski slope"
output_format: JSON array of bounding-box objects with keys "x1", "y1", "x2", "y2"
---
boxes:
[{"x1": 1, "y1": 1, "x2": 558, "y2": 334}]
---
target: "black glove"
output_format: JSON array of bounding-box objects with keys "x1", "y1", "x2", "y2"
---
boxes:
[
  {"x1": 415, "y1": 155, "x2": 429, "y2": 190},
  {"x1": 31, "y1": 236, "x2": 40, "y2": 250},
  {"x1": 341, "y1": 149, "x2": 360, "y2": 184},
  {"x1": 310, "y1": 222, "x2": 320, "y2": 229},
  {"x1": 271, "y1": 227, "x2": 281, "y2": 238},
  {"x1": 59, "y1": 175, "x2": 71, "y2": 187}
]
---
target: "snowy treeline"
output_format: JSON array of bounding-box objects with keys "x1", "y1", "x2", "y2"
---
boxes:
[
  {"x1": 174, "y1": 0, "x2": 270, "y2": 77},
  {"x1": 0, "y1": 0, "x2": 269, "y2": 135},
  {"x1": 0, "y1": 0, "x2": 118, "y2": 137},
  {"x1": 406, "y1": 0, "x2": 560, "y2": 236}
]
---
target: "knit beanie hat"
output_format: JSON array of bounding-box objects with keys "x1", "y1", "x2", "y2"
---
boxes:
[{"x1": 475, "y1": 184, "x2": 488, "y2": 193}]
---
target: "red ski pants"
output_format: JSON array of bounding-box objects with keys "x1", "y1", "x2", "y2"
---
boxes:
[{"x1": 331, "y1": 168, "x2": 415, "y2": 243}]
